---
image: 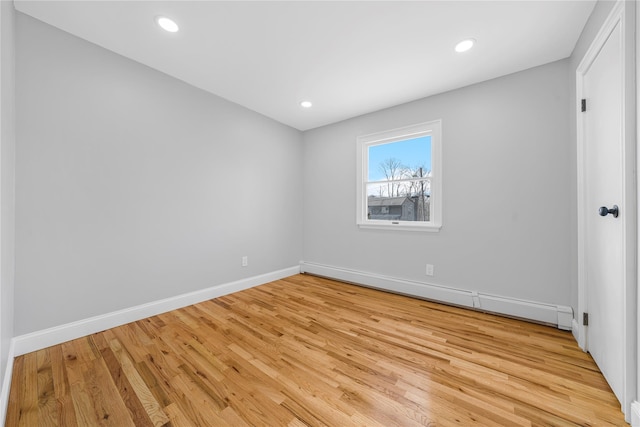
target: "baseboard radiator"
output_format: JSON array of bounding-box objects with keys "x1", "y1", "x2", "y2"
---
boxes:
[{"x1": 300, "y1": 262, "x2": 573, "y2": 330}]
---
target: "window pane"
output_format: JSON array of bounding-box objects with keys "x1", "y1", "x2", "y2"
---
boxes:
[
  {"x1": 368, "y1": 136, "x2": 432, "y2": 182},
  {"x1": 366, "y1": 180, "x2": 431, "y2": 222}
]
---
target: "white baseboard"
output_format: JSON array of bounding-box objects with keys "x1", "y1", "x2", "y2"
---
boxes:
[
  {"x1": 13, "y1": 266, "x2": 300, "y2": 357},
  {"x1": 300, "y1": 262, "x2": 573, "y2": 330},
  {"x1": 629, "y1": 400, "x2": 640, "y2": 427},
  {"x1": 0, "y1": 339, "x2": 15, "y2": 427},
  {"x1": 631, "y1": 401, "x2": 640, "y2": 426}
]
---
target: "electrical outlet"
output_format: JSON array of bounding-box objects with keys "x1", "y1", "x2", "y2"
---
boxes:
[
  {"x1": 241, "y1": 256, "x2": 248, "y2": 267},
  {"x1": 426, "y1": 264, "x2": 434, "y2": 276}
]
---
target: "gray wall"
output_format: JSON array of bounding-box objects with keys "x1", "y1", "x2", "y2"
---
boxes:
[
  {"x1": 0, "y1": 0, "x2": 15, "y2": 388},
  {"x1": 15, "y1": 13, "x2": 303, "y2": 335},
  {"x1": 303, "y1": 59, "x2": 572, "y2": 305}
]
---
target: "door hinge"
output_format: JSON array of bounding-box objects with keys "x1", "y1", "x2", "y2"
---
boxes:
[
  {"x1": 583, "y1": 312, "x2": 589, "y2": 326},
  {"x1": 581, "y1": 99, "x2": 587, "y2": 112}
]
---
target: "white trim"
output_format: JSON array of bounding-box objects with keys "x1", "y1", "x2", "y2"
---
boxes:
[
  {"x1": 636, "y1": 0, "x2": 640, "y2": 418},
  {"x1": 577, "y1": 1, "x2": 625, "y2": 71},
  {"x1": 576, "y1": 0, "x2": 637, "y2": 419},
  {"x1": 631, "y1": 401, "x2": 640, "y2": 427},
  {"x1": 357, "y1": 222, "x2": 442, "y2": 233},
  {"x1": 12, "y1": 266, "x2": 300, "y2": 356},
  {"x1": 300, "y1": 262, "x2": 573, "y2": 330},
  {"x1": 0, "y1": 339, "x2": 15, "y2": 427}
]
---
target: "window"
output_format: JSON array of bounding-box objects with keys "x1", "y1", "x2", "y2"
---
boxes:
[{"x1": 356, "y1": 120, "x2": 442, "y2": 231}]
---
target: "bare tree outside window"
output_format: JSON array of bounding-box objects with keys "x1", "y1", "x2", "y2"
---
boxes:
[
  {"x1": 367, "y1": 157, "x2": 431, "y2": 222},
  {"x1": 377, "y1": 157, "x2": 404, "y2": 197}
]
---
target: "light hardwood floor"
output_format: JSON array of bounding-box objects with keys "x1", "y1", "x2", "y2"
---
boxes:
[{"x1": 6, "y1": 274, "x2": 628, "y2": 426}]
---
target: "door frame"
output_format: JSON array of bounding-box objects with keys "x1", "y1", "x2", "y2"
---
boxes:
[{"x1": 576, "y1": 0, "x2": 636, "y2": 419}]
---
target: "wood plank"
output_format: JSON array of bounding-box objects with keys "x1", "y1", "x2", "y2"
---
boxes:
[
  {"x1": 6, "y1": 354, "x2": 25, "y2": 426},
  {"x1": 49, "y1": 345, "x2": 78, "y2": 427},
  {"x1": 5, "y1": 274, "x2": 628, "y2": 426},
  {"x1": 35, "y1": 349, "x2": 57, "y2": 427},
  {"x1": 18, "y1": 351, "x2": 38, "y2": 427},
  {"x1": 107, "y1": 338, "x2": 170, "y2": 427},
  {"x1": 100, "y1": 346, "x2": 155, "y2": 427},
  {"x1": 79, "y1": 357, "x2": 136, "y2": 427}
]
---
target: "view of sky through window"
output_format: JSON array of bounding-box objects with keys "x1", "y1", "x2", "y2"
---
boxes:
[{"x1": 367, "y1": 136, "x2": 432, "y2": 181}]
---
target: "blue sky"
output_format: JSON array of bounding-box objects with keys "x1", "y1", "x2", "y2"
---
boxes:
[{"x1": 368, "y1": 136, "x2": 431, "y2": 181}]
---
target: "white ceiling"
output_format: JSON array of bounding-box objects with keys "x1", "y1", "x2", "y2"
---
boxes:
[{"x1": 14, "y1": 0, "x2": 596, "y2": 131}]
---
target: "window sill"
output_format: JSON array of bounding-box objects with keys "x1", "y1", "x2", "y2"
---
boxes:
[{"x1": 357, "y1": 221, "x2": 442, "y2": 232}]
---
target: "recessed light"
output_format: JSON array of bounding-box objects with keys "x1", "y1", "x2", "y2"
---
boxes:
[
  {"x1": 300, "y1": 101, "x2": 313, "y2": 108},
  {"x1": 455, "y1": 39, "x2": 475, "y2": 53},
  {"x1": 156, "y1": 16, "x2": 179, "y2": 33}
]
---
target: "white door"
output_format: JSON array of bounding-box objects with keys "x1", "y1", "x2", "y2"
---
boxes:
[{"x1": 583, "y1": 20, "x2": 625, "y2": 403}]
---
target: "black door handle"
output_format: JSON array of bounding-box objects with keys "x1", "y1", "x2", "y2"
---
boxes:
[{"x1": 599, "y1": 205, "x2": 619, "y2": 218}]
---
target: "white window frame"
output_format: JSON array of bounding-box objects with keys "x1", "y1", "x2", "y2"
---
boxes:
[{"x1": 356, "y1": 120, "x2": 442, "y2": 232}]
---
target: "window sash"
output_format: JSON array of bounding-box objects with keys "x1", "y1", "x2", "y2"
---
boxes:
[{"x1": 364, "y1": 177, "x2": 432, "y2": 185}]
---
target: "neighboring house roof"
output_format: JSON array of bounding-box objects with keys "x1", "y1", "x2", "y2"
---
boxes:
[{"x1": 368, "y1": 197, "x2": 411, "y2": 207}]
